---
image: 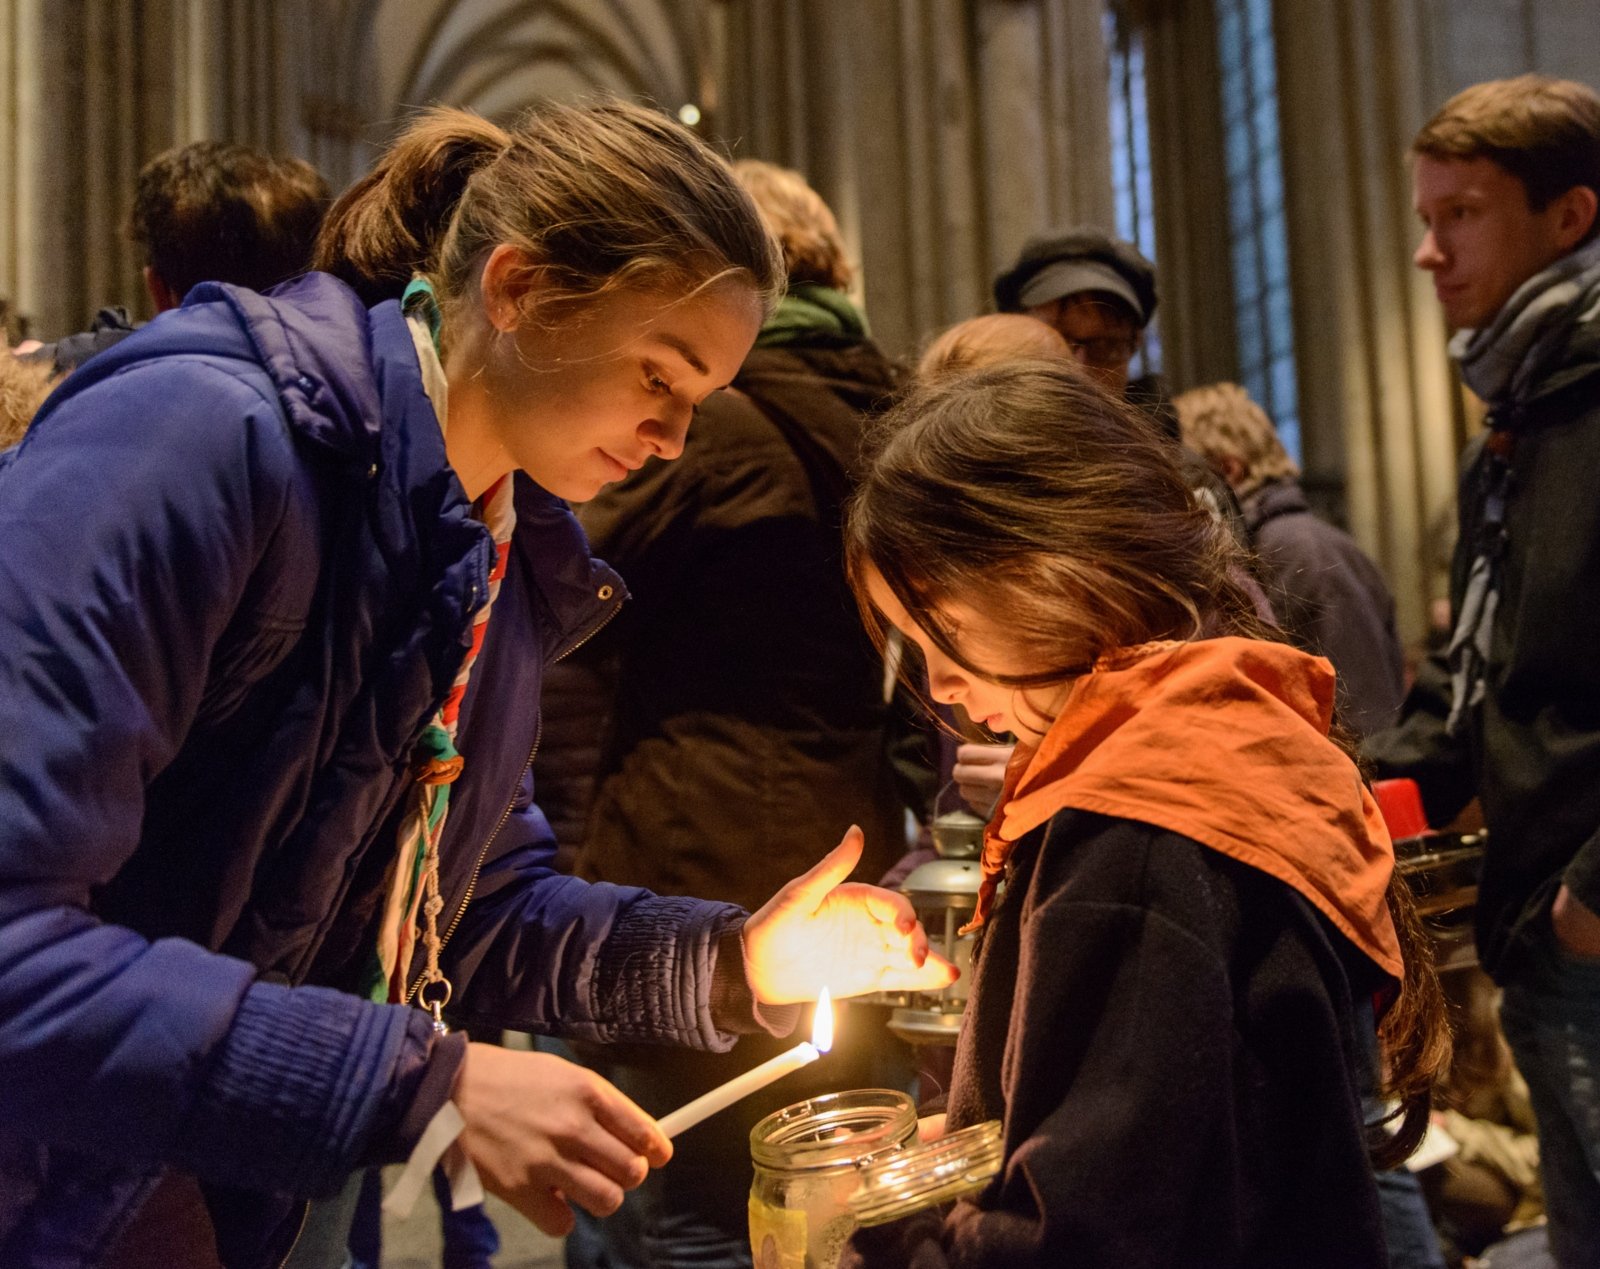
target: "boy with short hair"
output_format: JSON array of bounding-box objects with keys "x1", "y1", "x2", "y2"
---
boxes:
[{"x1": 1367, "y1": 73, "x2": 1600, "y2": 1267}]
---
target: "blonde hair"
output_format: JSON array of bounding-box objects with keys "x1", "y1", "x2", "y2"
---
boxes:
[
  {"x1": 315, "y1": 100, "x2": 784, "y2": 329},
  {"x1": 1172, "y1": 381, "x2": 1299, "y2": 498},
  {"x1": 730, "y1": 159, "x2": 852, "y2": 290},
  {"x1": 917, "y1": 313, "x2": 1072, "y2": 380},
  {"x1": 0, "y1": 353, "x2": 53, "y2": 452}
]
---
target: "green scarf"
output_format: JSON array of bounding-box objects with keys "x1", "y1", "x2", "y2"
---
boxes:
[{"x1": 755, "y1": 282, "x2": 868, "y2": 348}]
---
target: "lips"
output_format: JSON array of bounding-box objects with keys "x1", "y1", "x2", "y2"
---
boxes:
[{"x1": 599, "y1": 450, "x2": 641, "y2": 478}]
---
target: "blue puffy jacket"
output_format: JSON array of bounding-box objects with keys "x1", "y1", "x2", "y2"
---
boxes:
[{"x1": 0, "y1": 275, "x2": 750, "y2": 1266}]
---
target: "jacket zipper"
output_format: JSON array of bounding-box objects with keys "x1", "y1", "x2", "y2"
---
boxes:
[
  {"x1": 274, "y1": 1199, "x2": 312, "y2": 1269},
  {"x1": 402, "y1": 592, "x2": 622, "y2": 1006}
]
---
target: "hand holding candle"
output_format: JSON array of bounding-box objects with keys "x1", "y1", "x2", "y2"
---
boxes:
[
  {"x1": 658, "y1": 990, "x2": 835, "y2": 1138},
  {"x1": 741, "y1": 826, "x2": 960, "y2": 1005}
]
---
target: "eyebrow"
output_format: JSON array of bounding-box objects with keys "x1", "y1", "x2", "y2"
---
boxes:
[{"x1": 655, "y1": 333, "x2": 709, "y2": 377}]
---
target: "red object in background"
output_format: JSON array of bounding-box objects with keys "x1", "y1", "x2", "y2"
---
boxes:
[{"x1": 1372, "y1": 778, "x2": 1430, "y2": 840}]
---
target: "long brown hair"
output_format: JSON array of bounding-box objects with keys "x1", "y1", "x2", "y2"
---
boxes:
[
  {"x1": 844, "y1": 361, "x2": 1448, "y2": 1165},
  {"x1": 314, "y1": 99, "x2": 784, "y2": 328}
]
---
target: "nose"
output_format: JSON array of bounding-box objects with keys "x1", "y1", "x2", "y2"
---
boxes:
[
  {"x1": 1414, "y1": 229, "x2": 1445, "y2": 272},
  {"x1": 928, "y1": 664, "x2": 966, "y2": 707},
  {"x1": 640, "y1": 397, "x2": 694, "y2": 461}
]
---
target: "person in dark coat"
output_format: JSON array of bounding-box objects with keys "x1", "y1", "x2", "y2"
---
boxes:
[
  {"x1": 0, "y1": 102, "x2": 952, "y2": 1269},
  {"x1": 1175, "y1": 380, "x2": 1406, "y2": 737},
  {"x1": 838, "y1": 363, "x2": 1449, "y2": 1269},
  {"x1": 547, "y1": 159, "x2": 933, "y2": 1268},
  {"x1": 1364, "y1": 74, "x2": 1600, "y2": 1267}
]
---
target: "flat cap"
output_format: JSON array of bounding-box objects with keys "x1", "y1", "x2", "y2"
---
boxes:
[{"x1": 993, "y1": 228, "x2": 1157, "y2": 326}]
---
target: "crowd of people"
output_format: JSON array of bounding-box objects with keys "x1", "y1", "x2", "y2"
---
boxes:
[{"x1": 0, "y1": 67, "x2": 1597, "y2": 1269}]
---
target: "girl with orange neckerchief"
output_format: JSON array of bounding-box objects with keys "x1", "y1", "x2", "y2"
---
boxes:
[{"x1": 841, "y1": 361, "x2": 1449, "y2": 1269}]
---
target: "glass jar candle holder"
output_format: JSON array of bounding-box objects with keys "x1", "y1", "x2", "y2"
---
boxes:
[{"x1": 748, "y1": 1089, "x2": 917, "y2": 1269}]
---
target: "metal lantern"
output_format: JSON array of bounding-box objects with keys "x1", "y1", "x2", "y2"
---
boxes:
[{"x1": 885, "y1": 803, "x2": 987, "y2": 1045}]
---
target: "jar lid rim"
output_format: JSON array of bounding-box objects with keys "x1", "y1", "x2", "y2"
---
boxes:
[
  {"x1": 847, "y1": 1119, "x2": 1003, "y2": 1225},
  {"x1": 749, "y1": 1089, "x2": 918, "y2": 1170}
]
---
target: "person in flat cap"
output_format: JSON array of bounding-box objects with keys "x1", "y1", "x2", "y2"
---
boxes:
[
  {"x1": 994, "y1": 226, "x2": 1242, "y2": 531},
  {"x1": 994, "y1": 228, "x2": 1157, "y2": 395}
]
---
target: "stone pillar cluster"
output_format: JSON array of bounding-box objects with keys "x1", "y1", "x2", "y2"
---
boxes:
[{"x1": 712, "y1": 0, "x2": 1114, "y2": 359}]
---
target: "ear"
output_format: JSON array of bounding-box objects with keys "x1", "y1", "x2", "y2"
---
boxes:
[
  {"x1": 1553, "y1": 184, "x2": 1599, "y2": 252},
  {"x1": 478, "y1": 243, "x2": 542, "y2": 333},
  {"x1": 1217, "y1": 454, "x2": 1249, "y2": 490},
  {"x1": 143, "y1": 266, "x2": 182, "y2": 314}
]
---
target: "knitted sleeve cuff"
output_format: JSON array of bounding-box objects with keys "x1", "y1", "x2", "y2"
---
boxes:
[
  {"x1": 591, "y1": 896, "x2": 797, "y2": 1051},
  {"x1": 710, "y1": 925, "x2": 802, "y2": 1039},
  {"x1": 171, "y1": 981, "x2": 432, "y2": 1198},
  {"x1": 370, "y1": 1030, "x2": 469, "y2": 1166}
]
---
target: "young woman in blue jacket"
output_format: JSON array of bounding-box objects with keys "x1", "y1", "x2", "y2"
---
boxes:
[{"x1": 0, "y1": 101, "x2": 952, "y2": 1268}]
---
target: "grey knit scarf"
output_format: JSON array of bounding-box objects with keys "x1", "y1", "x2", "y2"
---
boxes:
[{"x1": 1445, "y1": 236, "x2": 1600, "y2": 734}]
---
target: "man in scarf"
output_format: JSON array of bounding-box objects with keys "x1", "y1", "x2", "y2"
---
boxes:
[{"x1": 1366, "y1": 74, "x2": 1600, "y2": 1268}]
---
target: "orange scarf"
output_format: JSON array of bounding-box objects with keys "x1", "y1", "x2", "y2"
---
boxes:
[{"x1": 963, "y1": 637, "x2": 1402, "y2": 980}]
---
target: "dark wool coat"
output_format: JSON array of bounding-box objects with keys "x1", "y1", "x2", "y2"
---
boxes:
[
  {"x1": 1243, "y1": 479, "x2": 1406, "y2": 737},
  {"x1": 569, "y1": 340, "x2": 926, "y2": 908},
  {"x1": 845, "y1": 812, "x2": 1389, "y2": 1269},
  {"x1": 1366, "y1": 362, "x2": 1600, "y2": 982}
]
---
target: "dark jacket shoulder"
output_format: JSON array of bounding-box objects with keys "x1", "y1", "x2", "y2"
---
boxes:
[{"x1": 857, "y1": 810, "x2": 1387, "y2": 1269}]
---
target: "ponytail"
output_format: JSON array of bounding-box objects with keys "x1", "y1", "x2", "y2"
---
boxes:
[
  {"x1": 314, "y1": 99, "x2": 783, "y2": 321},
  {"x1": 314, "y1": 109, "x2": 508, "y2": 306}
]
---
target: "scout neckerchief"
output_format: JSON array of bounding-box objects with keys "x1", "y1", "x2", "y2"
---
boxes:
[
  {"x1": 963, "y1": 637, "x2": 1403, "y2": 982},
  {"x1": 372, "y1": 277, "x2": 517, "y2": 1025},
  {"x1": 381, "y1": 277, "x2": 515, "y2": 1222}
]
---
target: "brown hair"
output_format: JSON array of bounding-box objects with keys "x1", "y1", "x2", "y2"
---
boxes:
[
  {"x1": 845, "y1": 361, "x2": 1448, "y2": 1165},
  {"x1": 731, "y1": 159, "x2": 852, "y2": 291},
  {"x1": 1413, "y1": 75, "x2": 1600, "y2": 232},
  {"x1": 1173, "y1": 381, "x2": 1300, "y2": 498},
  {"x1": 917, "y1": 314, "x2": 1072, "y2": 380},
  {"x1": 129, "y1": 141, "x2": 330, "y2": 297},
  {"x1": 315, "y1": 100, "x2": 784, "y2": 327}
]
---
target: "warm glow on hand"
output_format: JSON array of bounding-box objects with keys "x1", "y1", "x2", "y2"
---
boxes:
[{"x1": 742, "y1": 827, "x2": 960, "y2": 1005}]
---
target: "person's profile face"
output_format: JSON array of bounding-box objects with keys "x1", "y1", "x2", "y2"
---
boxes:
[
  {"x1": 864, "y1": 569, "x2": 1071, "y2": 741},
  {"x1": 1411, "y1": 153, "x2": 1583, "y2": 331},
  {"x1": 480, "y1": 279, "x2": 762, "y2": 502},
  {"x1": 1028, "y1": 294, "x2": 1140, "y2": 392}
]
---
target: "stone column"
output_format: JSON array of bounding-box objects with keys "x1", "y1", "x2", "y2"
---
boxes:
[
  {"x1": 1273, "y1": 0, "x2": 1462, "y2": 643},
  {"x1": 713, "y1": 0, "x2": 1114, "y2": 360},
  {"x1": 1139, "y1": 0, "x2": 1239, "y2": 392},
  {"x1": 0, "y1": 0, "x2": 310, "y2": 337}
]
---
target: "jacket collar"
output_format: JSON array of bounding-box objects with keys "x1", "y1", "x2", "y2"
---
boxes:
[{"x1": 1241, "y1": 478, "x2": 1310, "y2": 534}]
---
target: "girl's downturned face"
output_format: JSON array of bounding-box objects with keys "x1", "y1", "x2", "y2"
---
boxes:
[
  {"x1": 448, "y1": 252, "x2": 763, "y2": 501},
  {"x1": 865, "y1": 569, "x2": 1071, "y2": 740}
]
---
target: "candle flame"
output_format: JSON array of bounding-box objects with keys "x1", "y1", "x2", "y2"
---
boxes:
[{"x1": 812, "y1": 987, "x2": 833, "y2": 1052}]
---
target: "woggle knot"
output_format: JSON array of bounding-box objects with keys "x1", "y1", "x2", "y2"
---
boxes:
[
  {"x1": 413, "y1": 754, "x2": 464, "y2": 786},
  {"x1": 424, "y1": 894, "x2": 445, "y2": 918}
]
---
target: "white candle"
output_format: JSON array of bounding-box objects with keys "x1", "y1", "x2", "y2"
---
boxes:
[
  {"x1": 656, "y1": 1040, "x2": 820, "y2": 1139},
  {"x1": 657, "y1": 987, "x2": 835, "y2": 1140}
]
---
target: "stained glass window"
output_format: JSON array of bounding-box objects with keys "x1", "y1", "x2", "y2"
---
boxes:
[
  {"x1": 1215, "y1": 0, "x2": 1301, "y2": 460},
  {"x1": 1104, "y1": 4, "x2": 1161, "y2": 378}
]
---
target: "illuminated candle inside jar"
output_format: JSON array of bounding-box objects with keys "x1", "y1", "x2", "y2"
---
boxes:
[{"x1": 657, "y1": 988, "x2": 834, "y2": 1139}]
